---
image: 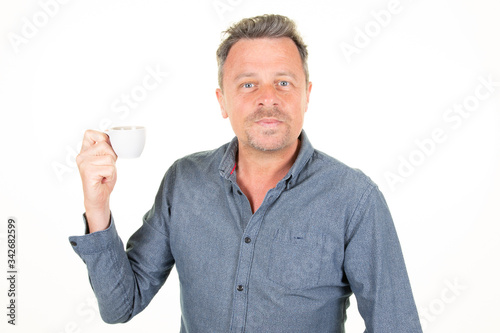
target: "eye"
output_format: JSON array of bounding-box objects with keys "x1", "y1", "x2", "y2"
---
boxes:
[
  {"x1": 243, "y1": 83, "x2": 255, "y2": 88},
  {"x1": 278, "y1": 81, "x2": 290, "y2": 87}
]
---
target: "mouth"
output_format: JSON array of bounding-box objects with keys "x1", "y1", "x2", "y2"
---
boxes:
[{"x1": 255, "y1": 118, "x2": 283, "y2": 128}]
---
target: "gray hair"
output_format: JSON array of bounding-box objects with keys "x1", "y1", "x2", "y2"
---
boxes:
[{"x1": 216, "y1": 14, "x2": 309, "y2": 90}]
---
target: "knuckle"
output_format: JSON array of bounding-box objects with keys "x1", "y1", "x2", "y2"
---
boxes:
[
  {"x1": 95, "y1": 140, "x2": 107, "y2": 149},
  {"x1": 76, "y1": 153, "x2": 89, "y2": 169},
  {"x1": 83, "y1": 129, "x2": 94, "y2": 139},
  {"x1": 76, "y1": 153, "x2": 83, "y2": 165},
  {"x1": 84, "y1": 129, "x2": 107, "y2": 143}
]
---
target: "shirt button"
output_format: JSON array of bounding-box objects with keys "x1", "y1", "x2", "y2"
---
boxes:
[
  {"x1": 237, "y1": 285, "x2": 244, "y2": 292},
  {"x1": 70, "y1": 241, "x2": 77, "y2": 246},
  {"x1": 244, "y1": 237, "x2": 251, "y2": 244}
]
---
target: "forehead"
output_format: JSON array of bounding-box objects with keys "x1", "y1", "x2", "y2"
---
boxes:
[{"x1": 224, "y1": 37, "x2": 304, "y2": 79}]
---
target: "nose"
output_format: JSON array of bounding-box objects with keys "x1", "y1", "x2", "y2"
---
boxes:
[{"x1": 257, "y1": 83, "x2": 279, "y2": 108}]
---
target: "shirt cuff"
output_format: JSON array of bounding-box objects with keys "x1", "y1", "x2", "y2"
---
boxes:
[{"x1": 68, "y1": 213, "x2": 121, "y2": 256}]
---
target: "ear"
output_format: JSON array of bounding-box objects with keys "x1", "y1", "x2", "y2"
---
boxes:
[
  {"x1": 216, "y1": 88, "x2": 228, "y2": 119},
  {"x1": 305, "y1": 81, "x2": 312, "y2": 112}
]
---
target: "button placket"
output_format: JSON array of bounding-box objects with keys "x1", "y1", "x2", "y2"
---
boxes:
[
  {"x1": 230, "y1": 212, "x2": 265, "y2": 331},
  {"x1": 230, "y1": 182, "x2": 286, "y2": 332}
]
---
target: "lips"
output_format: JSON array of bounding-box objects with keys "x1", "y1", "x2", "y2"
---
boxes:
[
  {"x1": 248, "y1": 107, "x2": 288, "y2": 128},
  {"x1": 255, "y1": 118, "x2": 282, "y2": 127}
]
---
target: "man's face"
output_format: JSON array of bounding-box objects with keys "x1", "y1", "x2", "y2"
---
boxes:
[{"x1": 216, "y1": 37, "x2": 312, "y2": 152}]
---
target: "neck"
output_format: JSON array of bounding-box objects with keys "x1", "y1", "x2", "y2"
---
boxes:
[
  {"x1": 235, "y1": 138, "x2": 300, "y2": 213},
  {"x1": 236, "y1": 138, "x2": 300, "y2": 179}
]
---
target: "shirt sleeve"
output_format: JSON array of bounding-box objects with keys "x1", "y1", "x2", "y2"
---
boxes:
[
  {"x1": 344, "y1": 184, "x2": 422, "y2": 332},
  {"x1": 68, "y1": 174, "x2": 175, "y2": 324}
]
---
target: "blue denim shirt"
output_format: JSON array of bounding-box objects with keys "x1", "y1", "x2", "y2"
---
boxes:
[{"x1": 70, "y1": 131, "x2": 422, "y2": 332}]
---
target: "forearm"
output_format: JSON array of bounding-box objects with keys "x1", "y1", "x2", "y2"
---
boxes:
[
  {"x1": 344, "y1": 186, "x2": 422, "y2": 332},
  {"x1": 70, "y1": 212, "x2": 175, "y2": 323},
  {"x1": 70, "y1": 217, "x2": 138, "y2": 323}
]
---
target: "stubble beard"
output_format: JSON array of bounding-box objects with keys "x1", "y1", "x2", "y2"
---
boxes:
[{"x1": 244, "y1": 106, "x2": 292, "y2": 152}]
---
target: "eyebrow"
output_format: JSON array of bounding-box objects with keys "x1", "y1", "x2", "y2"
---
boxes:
[
  {"x1": 276, "y1": 71, "x2": 298, "y2": 80},
  {"x1": 233, "y1": 71, "x2": 298, "y2": 82},
  {"x1": 234, "y1": 72, "x2": 258, "y2": 82}
]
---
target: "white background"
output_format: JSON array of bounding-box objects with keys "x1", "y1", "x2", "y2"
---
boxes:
[{"x1": 0, "y1": 0, "x2": 499, "y2": 332}]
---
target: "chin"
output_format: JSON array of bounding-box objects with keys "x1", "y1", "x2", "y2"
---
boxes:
[
  {"x1": 248, "y1": 136, "x2": 291, "y2": 152},
  {"x1": 244, "y1": 126, "x2": 295, "y2": 152}
]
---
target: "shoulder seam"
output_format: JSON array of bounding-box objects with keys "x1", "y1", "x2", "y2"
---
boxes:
[{"x1": 344, "y1": 182, "x2": 377, "y2": 242}]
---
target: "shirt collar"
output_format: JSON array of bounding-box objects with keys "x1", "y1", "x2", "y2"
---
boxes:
[
  {"x1": 218, "y1": 136, "x2": 239, "y2": 180},
  {"x1": 218, "y1": 130, "x2": 315, "y2": 187}
]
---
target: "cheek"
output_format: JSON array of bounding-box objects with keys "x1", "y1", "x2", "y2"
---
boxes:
[
  {"x1": 231, "y1": 97, "x2": 253, "y2": 117},
  {"x1": 225, "y1": 101, "x2": 246, "y2": 127}
]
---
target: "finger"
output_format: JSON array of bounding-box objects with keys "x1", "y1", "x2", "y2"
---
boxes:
[
  {"x1": 83, "y1": 164, "x2": 116, "y2": 185},
  {"x1": 82, "y1": 141, "x2": 117, "y2": 159},
  {"x1": 81, "y1": 130, "x2": 111, "y2": 152},
  {"x1": 95, "y1": 166, "x2": 116, "y2": 184},
  {"x1": 87, "y1": 154, "x2": 116, "y2": 167},
  {"x1": 76, "y1": 145, "x2": 117, "y2": 172},
  {"x1": 77, "y1": 149, "x2": 113, "y2": 171}
]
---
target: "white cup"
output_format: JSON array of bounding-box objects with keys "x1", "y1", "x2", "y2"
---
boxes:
[{"x1": 106, "y1": 126, "x2": 146, "y2": 159}]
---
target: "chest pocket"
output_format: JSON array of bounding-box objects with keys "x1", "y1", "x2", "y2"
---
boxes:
[{"x1": 267, "y1": 229, "x2": 324, "y2": 290}]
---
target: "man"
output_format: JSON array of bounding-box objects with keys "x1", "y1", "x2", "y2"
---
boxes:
[{"x1": 70, "y1": 14, "x2": 422, "y2": 332}]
